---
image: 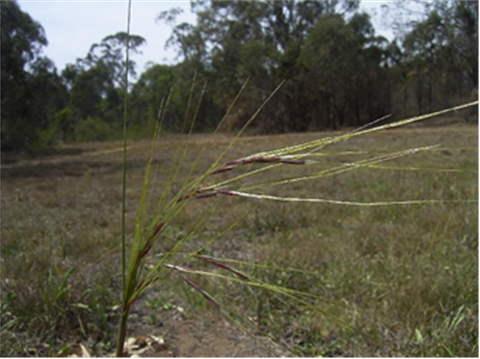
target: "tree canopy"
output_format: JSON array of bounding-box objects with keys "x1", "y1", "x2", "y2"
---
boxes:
[
  {"x1": 1, "y1": 0, "x2": 477, "y2": 152},
  {"x1": 1, "y1": 0, "x2": 66, "y2": 151}
]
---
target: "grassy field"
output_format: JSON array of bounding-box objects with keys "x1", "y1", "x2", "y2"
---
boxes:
[{"x1": 1, "y1": 123, "x2": 478, "y2": 357}]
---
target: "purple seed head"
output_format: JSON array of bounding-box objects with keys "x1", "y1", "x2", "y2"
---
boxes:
[
  {"x1": 211, "y1": 166, "x2": 234, "y2": 175},
  {"x1": 218, "y1": 190, "x2": 237, "y2": 197},
  {"x1": 183, "y1": 278, "x2": 221, "y2": 310},
  {"x1": 151, "y1": 222, "x2": 164, "y2": 238},
  {"x1": 195, "y1": 192, "x2": 218, "y2": 199},
  {"x1": 195, "y1": 255, "x2": 248, "y2": 280}
]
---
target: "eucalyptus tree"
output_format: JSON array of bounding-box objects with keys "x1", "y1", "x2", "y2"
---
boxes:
[
  {"x1": 383, "y1": 0, "x2": 478, "y2": 115},
  {"x1": 130, "y1": 64, "x2": 175, "y2": 127},
  {"x1": 1, "y1": 0, "x2": 67, "y2": 151},
  {"x1": 68, "y1": 32, "x2": 146, "y2": 126},
  {"x1": 159, "y1": 0, "x2": 361, "y2": 133},
  {"x1": 299, "y1": 12, "x2": 390, "y2": 129}
]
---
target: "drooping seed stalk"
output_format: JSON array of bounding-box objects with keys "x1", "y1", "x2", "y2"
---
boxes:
[{"x1": 110, "y1": 1, "x2": 479, "y2": 349}]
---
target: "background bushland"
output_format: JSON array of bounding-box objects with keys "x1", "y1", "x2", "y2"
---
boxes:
[{"x1": 1, "y1": 0, "x2": 478, "y2": 152}]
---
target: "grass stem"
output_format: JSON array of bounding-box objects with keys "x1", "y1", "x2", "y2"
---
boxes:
[{"x1": 116, "y1": 0, "x2": 132, "y2": 356}]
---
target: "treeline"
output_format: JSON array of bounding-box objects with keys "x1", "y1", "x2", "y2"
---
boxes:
[{"x1": 1, "y1": 0, "x2": 478, "y2": 152}]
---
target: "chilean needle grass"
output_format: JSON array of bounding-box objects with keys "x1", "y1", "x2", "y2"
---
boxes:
[{"x1": 115, "y1": 1, "x2": 478, "y2": 356}]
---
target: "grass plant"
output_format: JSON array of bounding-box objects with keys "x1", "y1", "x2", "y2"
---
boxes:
[
  {"x1": 1, "y1": 1, "x2": 478, "y2": 356},
  {"x1": 113, "y1": 8, "x2": 478, "y2": 350},
  {"x1": 117, "y1": 97, "x2": 478, "y2": 353}
]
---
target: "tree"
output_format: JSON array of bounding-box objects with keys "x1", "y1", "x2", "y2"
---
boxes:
[
  {"x1": 54, "y1": 106, "x2": 74, "y2": 143},
  {"x1": 156, "y1": 0, "x2": 476, "y2": 133},
  {"x1": 70, "y1": 65, "x2": 111, "y2": 121},
  {"x1": 1, "y1": 0, "x2": 67, "y2": 151},
  {"x1": 159, "y1": 0, "x2": 361, "y2": 133},
  {"x1": 27, "y1": 56, "x2": 68, "y2": 131},
  {"x1": 382, "y1": 0, "x2": 478, "y2": 116},
  {"x1": 67, "y1": 32, "x2": 146, "y2": 128},
  {"x1": 300, "y1": 15, "x2": 359, "y2": 129},
  {"x1": 82, "y1": 32, "x2": 146, "y2": 88},
  {"x1": 403, "y1": 10, "x2": 444, "y2": 113},
  {"x1": 130, "y1": 64, "x2": 175, "y2": 126}
]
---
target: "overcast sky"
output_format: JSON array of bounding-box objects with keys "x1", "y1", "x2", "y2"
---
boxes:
[{"x1": 18, "y1": 0, "x2": 395, "y2": 77}]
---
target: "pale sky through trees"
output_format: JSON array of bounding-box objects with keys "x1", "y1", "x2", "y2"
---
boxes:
[{"x1": 18, "y1": 0, "x2": 395, "y2": 76}]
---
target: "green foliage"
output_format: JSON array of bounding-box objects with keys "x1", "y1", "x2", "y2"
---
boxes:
[
  {"x1": 130, "y1": 64, "x2": 174, "y2": 126},
  {"x1": 64, "y1": 32, "x2": 146, "y2": 141},
  {"x1": 1, "y1": 0, "x2": 67, "y2": 152},
  {"x1": 75, "y1": 117, "x2": 119, "y2": 142},
  {"x1": 78, "y1": 32, "x2": 146, "y2": 89},
  {"x1": 70, "y1": 66, "x2": 110, "y2": 121},
  {"x1": 156, "y1": 0, "x2": 477, "y2": 133},
  {"x1": 158, "y1": 1, "x2": 382, "y2": 132},
  {"x1": 389, "y1": 0, "x2": 478, "y2": 117},
  {"x1": 3, "y1": 0, "x2": 477, "y2": 151},
  {"x1": 54, "y1": 106, "x2": 75, "y2": 143}
]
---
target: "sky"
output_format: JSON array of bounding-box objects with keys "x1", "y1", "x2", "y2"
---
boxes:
[{"x1": 17, "y1": 0, "x2": 396, "y2": 77}]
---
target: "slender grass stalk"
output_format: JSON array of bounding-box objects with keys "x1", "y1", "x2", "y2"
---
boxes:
[{"x1": 116, "y1": 0, "x2": 132, "y2": 356}]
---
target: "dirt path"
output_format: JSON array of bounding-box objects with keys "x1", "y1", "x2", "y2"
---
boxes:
[
  {"x1": 119, "y1": 311, "x2": 291, "y2": 357},
  {"x1": 64, "y1": 304, "x2": 291, "y2": 358},
  {"x1": 115, "y1": 288, "x2": 293, "y2": 358}
]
